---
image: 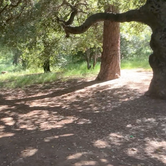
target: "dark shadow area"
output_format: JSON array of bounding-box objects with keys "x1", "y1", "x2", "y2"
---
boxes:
[
  {"x1": 0, "y1": 78, "x2": 100, "y2": 103},
  {"x1": 0, "y1": 75, "x2": 166, "y2": 166}
]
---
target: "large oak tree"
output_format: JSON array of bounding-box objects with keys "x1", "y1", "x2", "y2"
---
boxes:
[{"x1": 63, "y1": 0, "x2": 166, "y2": 99}]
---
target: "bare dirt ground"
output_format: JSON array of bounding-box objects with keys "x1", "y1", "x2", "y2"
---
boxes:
[{"x1": 0, "y1": 69, "x2": 166, "y2": 166}]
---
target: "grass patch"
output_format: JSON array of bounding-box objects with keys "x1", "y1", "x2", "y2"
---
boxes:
[
  {"x1": 0, "y1": 62, "x2": 100, "y2": 88},
  {"x1": 121, "y1": 57, "x2": 150, "y2": 69},
  {"x1": 0, "y1": 72, "x2": 58, "y2": 88},
  {"x1": 0, "y1": 58, "x2": 151, "y2": 89},
  {"x1": 63, "y1": 62, "x2": 100, "y2": 77}
]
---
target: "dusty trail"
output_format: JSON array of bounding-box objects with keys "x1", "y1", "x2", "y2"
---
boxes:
[{"x1": 0, "y1": 70, "x2": 166, "y2": 166}]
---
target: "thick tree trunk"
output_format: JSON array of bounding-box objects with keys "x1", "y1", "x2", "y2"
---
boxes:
[
  {"x1": 96, "y1": 5, "x2": 120, "y2": 81},
  {"x1": 146, "y1": 28, "x2": 166, "y2": 99},
  {"x1": 144, "y1": 0, "x2": 166, "y2": 99}
]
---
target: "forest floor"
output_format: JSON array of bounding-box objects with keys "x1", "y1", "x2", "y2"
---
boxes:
[{"x1": 0, "y1": 69, "x2": 166, "y2": 166}]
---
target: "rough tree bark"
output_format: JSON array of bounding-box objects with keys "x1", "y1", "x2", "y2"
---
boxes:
[
  {"x1": 96, "y1": 5, "x2": 120, "y2": 81},
  {"x1": 63, "y1": 0, "x2": 166, "y2": 99}
]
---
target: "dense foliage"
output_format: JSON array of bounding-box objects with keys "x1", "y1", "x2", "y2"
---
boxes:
[{"x1": 0, "y1": 0, "x2": 151, "y2": 73}]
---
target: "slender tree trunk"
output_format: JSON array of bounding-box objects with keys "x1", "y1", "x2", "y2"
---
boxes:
[
  {"x1": 13, "y1": 49, "x2": 21, "y2": 66},
  {"x1": 22, "y1": 59, "x2": 27, "y2": 70},
  {"x1": 42, "y1": 40, "x2": 51, "y2": 73},
  {"x1": 85, "y1": 48, "x2": 92, "y2": 69},
  {"x1": 96, "y1": 5, "x2": 120, "y2": 81},
  {"x1": 43, "y1": 58, "x2": 51, "y2": 73}
]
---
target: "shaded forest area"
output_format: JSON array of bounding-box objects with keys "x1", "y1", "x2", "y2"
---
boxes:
[
  {"x1": 1, "y1": 70, "x2": 166, "y2": 166},
  {"x1": 1, "y1": 1, "x2": 166, "y2": 166}
]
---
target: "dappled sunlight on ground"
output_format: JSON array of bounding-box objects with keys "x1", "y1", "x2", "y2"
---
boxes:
[
  {"x1": 145, "y1": 140, "x2": 166, "y2": 164},
  {"x1": 17, "y1": 110, "x2": 77, "y2": 131},
  {"x1": 44, "y1": 133, "x2": 74, "y2": 143},
  {"x1": 21, "y1": 147, "x2": 38, "y2": 158},
  {"x1": 1, "y1": 69, "x2": 166, "y2": 166}
]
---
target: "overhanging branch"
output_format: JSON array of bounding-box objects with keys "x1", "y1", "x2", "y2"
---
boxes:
[{"x1": 63, "y1": 8, "x2": 148, "y2": 36}]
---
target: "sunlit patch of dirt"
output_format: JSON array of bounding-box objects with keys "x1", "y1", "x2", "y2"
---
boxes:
[
  {"x1": 15, "y1": 110, "x2": 78, "y2": 131},
  {"x1": 145, "y1": 139, "x2": 166, "y2": 164},
  {"x1": 21, "y1": 147, "x2": 38, "y2": 158}
]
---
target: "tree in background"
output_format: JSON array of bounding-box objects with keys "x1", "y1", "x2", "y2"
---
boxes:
[
  {"x1": 0, "y1": 0, "x2": 147, "y2": 73},
  {"x1": 0, "y1": 0, "x2": 152, "y2": 85},
  {"x1": 0, "y1": 0, "x2": 103, "y2": 72},
  {"x1": 63, "y1": 0, "x2": 166, "y2": 99},
  {"x1": 0, "y1": 0, "x2": 64, "y2": 72},
  {"x1": 61, "y1": 0, "x2": 148, "y2": 81},
  {"x1": 0, "y1": 0, "x2": 34, "y2": 69},
  {"x1": 96, "y1": 4, "x2": 120, "y2": 81}
]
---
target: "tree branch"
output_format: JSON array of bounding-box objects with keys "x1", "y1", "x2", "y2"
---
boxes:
[
  {"x1": 0, "y1": 5, "x2": 8, "y2": 14},
  {"x1": 57, "y1": 1, "x2": 78, "y2": 32},
  {"x1": 10, "y1": 0, "x2": 22, "y2": 7},
  {"x1": 63, "y1": 8, "x2": 149, "y2": 35},
  {"x1": 65, "y1": 8, "x2": 77, "y2": 25}
]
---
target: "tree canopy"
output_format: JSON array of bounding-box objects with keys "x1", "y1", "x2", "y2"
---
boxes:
[
  {"x1": 62, "y1": 0, "x2": 166, "y2": 99},
  {"x1": 2, "y1": 0, "x2": 164, "y2": 99}
]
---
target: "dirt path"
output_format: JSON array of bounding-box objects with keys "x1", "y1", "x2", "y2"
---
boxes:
[{"x1": 0, "y1": 69, "x2": 166, "y2": 166}]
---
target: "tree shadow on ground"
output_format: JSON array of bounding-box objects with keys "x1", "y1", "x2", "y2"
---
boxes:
[{"x1": 0, "y1": 76, "x2": 166, "y2": 166}]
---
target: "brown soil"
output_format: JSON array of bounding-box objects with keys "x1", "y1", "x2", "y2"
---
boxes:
[{"x1": 0, "y1": 69, "x2": 166, "y2": 166}]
